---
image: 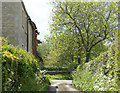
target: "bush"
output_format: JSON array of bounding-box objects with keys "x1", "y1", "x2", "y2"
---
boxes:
[
  {"x1": 115, "y1": 30, "x2": 120, "y2": 88},
  {"x1": 72, "y1": 44, "x2": 118, "y2": 91},
  {"x1": 1, "y1": 37, "x2": 50, "y2": 91}
]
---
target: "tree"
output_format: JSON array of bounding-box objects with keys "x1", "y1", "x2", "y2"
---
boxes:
[
  {"x1": 50, "y1": 1, "x2": 118, "y2": 62},
  {"x1": 44, "y1": 32, "x2": 84, "y2": 69},
  {"x1": 45, "y1": 31, "x2": 107, "y2": 70},
  {"x1": 37, "y1": 41, "x2": 50, "y2": 59}
]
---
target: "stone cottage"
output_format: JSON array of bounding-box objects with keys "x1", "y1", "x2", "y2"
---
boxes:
[{"x1": 2, "y1": 0, "x2": 40, "y2": 55}]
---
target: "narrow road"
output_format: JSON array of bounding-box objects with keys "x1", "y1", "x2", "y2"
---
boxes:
[{"x1": 47, "y1": 80, "x2": 82, "y2": 93}]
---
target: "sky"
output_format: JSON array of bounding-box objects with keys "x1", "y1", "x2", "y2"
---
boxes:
[
  {"x1": 23, "y1": 0, "x2": 53, "y2": 41},
  {"x1": 22, "y1": 0, "x2": 118, "y2": 41}
]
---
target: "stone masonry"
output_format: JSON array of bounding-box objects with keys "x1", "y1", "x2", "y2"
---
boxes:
[{"x1": 2, "y1": 0, "x2": 39, "y2": 54}]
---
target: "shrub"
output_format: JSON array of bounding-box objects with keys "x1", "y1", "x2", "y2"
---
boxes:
[
  {"x1": 1, "y1": 37, "x2": 50, "y2": 91},
  {"x1": 115, "y1": 30, "x2": 120, "y2": 88},
  {"x1": 72, "y1": 44, "x2": 118, "y2": 91}
]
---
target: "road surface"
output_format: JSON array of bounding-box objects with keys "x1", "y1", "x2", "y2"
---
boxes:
[{"x1": 47, "y1": 80, "x2": 82, "y2": 93}]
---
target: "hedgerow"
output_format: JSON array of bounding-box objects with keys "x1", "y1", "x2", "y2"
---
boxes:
[
  {"x1": 115, "y1": 30, "x2": 120, "y2": 89},
  {"x1": 72, "y1": 44, "x2": 118, "y2": 91},
  {"x1": 1, "y1": 37, "x2": 50, "y2": 91}
]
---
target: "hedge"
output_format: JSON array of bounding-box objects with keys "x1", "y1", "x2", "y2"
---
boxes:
[
  {"x1": 115, "y1": 29, "x2": 120, "y2": 89},
  {"x1": 1, "y1": 37, "x2": 50, "y2": 91},
  {"x1": 72, "y1": 44, "x2": 118, "y2": 91}
]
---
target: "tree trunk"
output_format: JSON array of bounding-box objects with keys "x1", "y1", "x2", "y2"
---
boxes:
[
  {"x1": 71, "y1": 55, "x2": 74, "y2": 62},
  {"x1": 85, "y1": 52, "x2": 90, "y2": 63},
  {"x1": 78, "y1": 57, "x2": 81, "y2": 64},
  {"x1": 78, "y1": 44, "x2": 81, "y2": 64}
]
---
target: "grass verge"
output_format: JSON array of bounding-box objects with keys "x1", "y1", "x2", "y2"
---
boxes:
[{"x1": 45, "y1": 74, "x2": 72, "y2": 80}]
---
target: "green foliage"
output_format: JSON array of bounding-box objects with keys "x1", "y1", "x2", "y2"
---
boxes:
[
  {"x1": 1, "y1": 38, "x2": 50, "y2": 91},
  {"x1": 20, "y1": 72, "x2": 50, "y2": 91},
  {"x1": 72, "y1": 44, "x2": 118, "y2": 91},
  {"x1": 42, "y1": 67, "x2": 68, "y2": 71},
  {"x1": 45, "y1": 30, "x2": 108, "y2": 70},
  {"x1": 89, "y1": 42, "x2": 108, "y2": 60},
  {"x1": 115, "y1": 29, "x2": 120, "y2": 88},
  {"x1": 37, "y1": 41, "x2": 50, "y2": 59},
  {"x1": 45, "y1": 74, "x2": 72, "y2": 80},
  {"x1": 49, "y1": 1, "x2": 118, "y2": 62}
]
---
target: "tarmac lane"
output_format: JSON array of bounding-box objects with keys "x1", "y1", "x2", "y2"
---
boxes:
[{"x1": 47, "y1": 80, "x2": 82, "y2": 93}]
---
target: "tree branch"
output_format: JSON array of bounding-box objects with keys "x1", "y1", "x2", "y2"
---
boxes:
[
  {"x1": 59, "y1": 4, "x2": 87, "y2": 50},
  {"x1": 89, "y1": 24, "x2": 107, "y2": 51}
]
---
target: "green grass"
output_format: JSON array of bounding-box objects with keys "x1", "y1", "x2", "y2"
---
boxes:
[
  {"x1": 49, "y1": 80, "x2": 54, "y2": 84},
  {"x1": 42, "y1": 67, "x2": 69, "y2": 71},
  {"x1": 45, "y1": 74, "x2": 72, "y2": 80}
]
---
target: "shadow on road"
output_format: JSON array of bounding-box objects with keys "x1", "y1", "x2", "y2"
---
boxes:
[
  {"x1": 47, "y1": 85, "x2": 58, "y2": 93},
  {"x1": 46, "y1": 80, "x2": 82, "y2": 93}
]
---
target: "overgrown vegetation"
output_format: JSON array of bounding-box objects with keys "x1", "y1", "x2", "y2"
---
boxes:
[
  {"x1": 48, "y1": 1, "x2": 117, "y2": 63},
  {"x1": 36, "y1": 1, "x2": 119, "y2": 91},
  {"x1": 1, "y1": 37, "x2": 50, "y2": 91},
  {"x1": 72, "y1": 44, "x2": 118, "y2": 91},
  {"x1": 115, "y1": 29, "x2": 120, "y2": 89},
  {"x1": 43, "y1": 1, "x2": 117, "y2": 70}
]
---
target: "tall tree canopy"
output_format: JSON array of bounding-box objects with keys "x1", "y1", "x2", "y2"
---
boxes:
[{"x1": 49, "y1": 1, "x2": 118, "y2": 62}]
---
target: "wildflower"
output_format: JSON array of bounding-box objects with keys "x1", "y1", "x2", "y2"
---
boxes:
[
  {"x1": 8, "y1": 78, "x2": 12, "y2": 82},
  {"x1": 110, "y1": 87, "x2": 115, "y2": 90},
  {"x1": 108, "y1": 79, "x2": 111, "y2": 83},
  {"x1": 99, "y1": 83, "x2": 104, "y2": 86},
  {"x1": 94, "y1": 85, "x2": 99, "y2": 89},
  {"x1": 98, "y1": 87, "x2": 104, "y2": 91},
  {"x1": 111, "y1": 79, "x2": 115, "y2": 82},
  {"x1": 103, "y1": 75, "x2": 107, "y2": 79}
]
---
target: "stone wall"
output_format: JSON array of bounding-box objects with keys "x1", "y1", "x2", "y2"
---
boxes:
[
  {"x1": 2, "y1": 2, "x2": 18, "y2": 46},
  {"x1": 2, "y1": 1, "x2": 33, "y2": 53}
]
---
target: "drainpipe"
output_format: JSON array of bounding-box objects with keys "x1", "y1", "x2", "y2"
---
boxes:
[{"x1": 27, "y1": 16, "x2": 30, "y2": 52}]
